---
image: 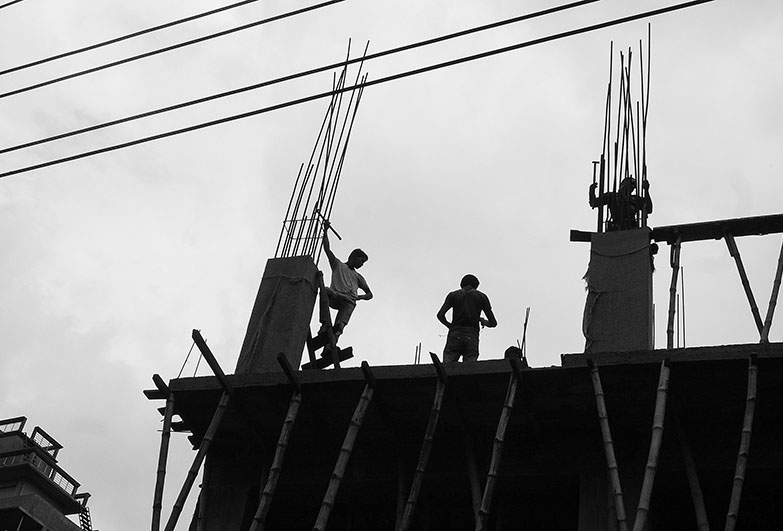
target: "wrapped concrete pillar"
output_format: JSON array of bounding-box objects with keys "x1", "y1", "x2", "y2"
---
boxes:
[
  {"x1": 583, "y1": 228, "x2": 654, "y2": 354},
  {"x1": 235, "y1": 256, "x2": 319, "y2": 374}
]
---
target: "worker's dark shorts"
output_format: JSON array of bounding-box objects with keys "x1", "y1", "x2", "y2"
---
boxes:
[{"x1": 443, "y1": 329, "x2": 479, "y2": 363}]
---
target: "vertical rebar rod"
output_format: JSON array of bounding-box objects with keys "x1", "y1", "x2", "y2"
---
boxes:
[
  {"x1": 760, "y1": 237, "x2": 783, "y2": 342},
  {"x1": 725, "y1": 234, "x2": 765, "y2": 335},
  {"x1": 681, "y1": 266, "x2": 686, "y2": 347},
  {"x1": 313, "y1": 368, "x2": 375, "y2": 531},
  {"x1": 667, "y1": 238, "x2": 682, "y2": 349},
  {"x1": 276, "y1": 163, "x2": 304, "y2": 258},
  {"x1": 163, "y1": 392, "x2": 230, "y2": 531},
  {"x1": 633, "y1": 360, "x2": 671, "y2": 531},
  {"x1": 724, "y1": 356, "x2": 758, "y2": 531},
  {"x1": 587, "y1": 359, "x2": 629, "y2": 531}
]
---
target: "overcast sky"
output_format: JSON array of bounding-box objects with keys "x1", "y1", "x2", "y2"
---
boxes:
[{"x1": 1, "y1": 0, "x2": 782, "y2": 529}]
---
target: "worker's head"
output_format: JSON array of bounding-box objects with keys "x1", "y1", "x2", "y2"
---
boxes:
[
  {"x1": 619, "y1": 176, "x2": 637, "y2": 197},
  {"x1": 460, "y1": 274, "x2": 480, "y2": 289},
  {"x1": 348, "y1": 248, "x2": 368, "y2": 269}
]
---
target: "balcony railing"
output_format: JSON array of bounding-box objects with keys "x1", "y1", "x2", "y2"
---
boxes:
[{"x1": 0, "y1": 448, "x2": 80, "y2": 496}]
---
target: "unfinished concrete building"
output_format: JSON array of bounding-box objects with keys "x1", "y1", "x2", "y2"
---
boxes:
[{"x1": 146, "y1": 42, "x2": 783, "y2": 531}]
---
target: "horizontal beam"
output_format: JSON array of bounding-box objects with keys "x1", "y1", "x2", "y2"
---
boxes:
[{"x1": 651, "y1": 214, "x2": 783, "y2": 244}]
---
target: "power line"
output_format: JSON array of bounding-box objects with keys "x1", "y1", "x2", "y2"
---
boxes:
[
  {"x1": 0, "y1": 0, "x2": 345, "y2": 99},
  {"x1": 0, "y1": 0, "x2": 26, "y2": 9},
  {"x1": 1, "y1": 0, "x2": 604, "y2": 155},
  {"x1": 0, "y1": 0, "x2": 718, "y2": 180},
  {"x1": 1, "y1": 0, "x2": 264, "y2": 76}
]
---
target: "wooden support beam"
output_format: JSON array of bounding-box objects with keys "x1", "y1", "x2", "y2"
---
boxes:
[
  {"x1": 249, "y1": 355, "x2": 304, "y2": 531},
  {"x1": 725, "y1": 234, "x2": 765, "y2": 336},
  {"x1": 312, "y1": 364, "x2": 375, "y2": 531},
  {"x1": 760, "y1": 237, "x2": 783, "y2": 343},
  {"x1": 587, "y1": 359, "x2": 629, "y2": 531},
  {"x1": 151, "y1": 375, "x2": 174, "y2": 531},
  {"x1": 725, "y1": 355, "x2": 758, "y2": 531},
  {"x1": 192, "y1": 329, "x2": 234, "y2": 395},
  {"x1": 397, "y1": 358, "x2": 448, "y2": 531},
  {"x1": 163, "y1": 391, "x2": 230, "y2": 531},
  {"x1": 667, "y1": 237, "x2": 681, "y2": 349},
  {"x1": 475, "y1": 358, "x2": 524, "y2": 531},
  {"x1": 673, "y1": 403, "x2": 710, "y2": 531},
  {"x1": 633, "y1": 359, "x2": 671, "y2": 531}
]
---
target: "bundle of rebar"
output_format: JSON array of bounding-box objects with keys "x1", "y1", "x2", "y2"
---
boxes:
[
  {"x1": 593, "y1": 26, "x2": 652, "y2": 233},
  {"x1": 274, "y1": 42, "x2": 368, "y2": 260}
]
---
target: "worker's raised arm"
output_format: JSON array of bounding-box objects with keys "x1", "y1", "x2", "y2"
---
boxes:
[{"x1": 322, "y1": 224, "x2": 339, "y2": 268}]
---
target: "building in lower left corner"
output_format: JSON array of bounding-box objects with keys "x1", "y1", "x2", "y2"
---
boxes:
[{"x1": 0, "y1": 417, "x2": 93, "y2": 531}]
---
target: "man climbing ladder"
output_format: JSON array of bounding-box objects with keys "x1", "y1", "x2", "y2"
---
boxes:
[{"x1": 322, "y1": 220, "x2": 373, "y2": 343}]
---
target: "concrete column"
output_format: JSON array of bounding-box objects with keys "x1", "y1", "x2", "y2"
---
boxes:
[
  {"x1": 235, "y1": 256, "x2": 319, "y2": 374},
  {"x1": 583, "y1": 229, "x2": 654, "y2": 354}
]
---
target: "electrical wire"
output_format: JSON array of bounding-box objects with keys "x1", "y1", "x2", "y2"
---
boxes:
[
  {"x1": 0, "y1": 0, "x2": 345, "y2": 99},
  {"x1": 0, "y1": 0, "x2": 26, "y2": 9},
  {"x1": 1, "y1": 0, "x2": 264, "y2": 76},
  {"x1": 0, "y1": 0, "x2": 606, "y2": 156},
  {"x1": 0, "y1": 0, "x2": 718, "y2": 180}
]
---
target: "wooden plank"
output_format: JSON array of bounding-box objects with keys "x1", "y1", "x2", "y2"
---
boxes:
[
  {"x1": 651, "y1": 213, "x2": 783, "y2": 244},
  {"x1": 301, "y1": 347, "x2": 354, "y2": 370}
]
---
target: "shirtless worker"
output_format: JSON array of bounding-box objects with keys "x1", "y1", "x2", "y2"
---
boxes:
[
  {"x1": 322, "y1": 221, "x2": 373, "y2": 343},
  {"x1": 437, "y1": 274, "x2": 497, "y2": 362}
]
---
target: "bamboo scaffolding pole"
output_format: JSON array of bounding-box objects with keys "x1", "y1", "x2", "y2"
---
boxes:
[
  {"x1": 249, "y1": 355, "x2": 303, "y2": 531},
  {"x1": 163, "y1": 391, "x2": 230, "y2": 531},
  {"x1": 724, "y1": 355, "x2": 758, "y2": 531},
  {"x1": 195, "y1": 452, "x2": 211, "y2": 531},
  {"x1": 760, "y1": 237, "x2": 783, "y2": 342},
  {"x1": 633, "y1": 360, "x2": 671, "y2": 531},
  {"x1": 395, "y1": 453, "x2": 408, "y2": 530},
  {"x1": 673, "y1": 405, "x2": 710, "y2": 531},
  {"x1": 397, "y1": 355, "x2": 448, "y2": 531},
  {"x1": 475, "y1": 359, "x2": 524, "y2": 531},
  {"x1": 725, "y1": 234, "x2": 765, "y2": 335},
  {"x1": 312, "y1": 362, "x2": 375, "y2": 531},
  {"x1": 587, "y1": 359, "x2": 629, "y2": 531},
  {"x1": 667, "y1": 237, "x2": 682, "y2": 349},
  {"x1": 151, "y1": 375, "x2": 174, "y2": 531}
]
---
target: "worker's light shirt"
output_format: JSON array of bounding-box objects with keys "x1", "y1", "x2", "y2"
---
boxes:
[{"x1": 330, "y1": 261, "x2": 361, "y2": 301}]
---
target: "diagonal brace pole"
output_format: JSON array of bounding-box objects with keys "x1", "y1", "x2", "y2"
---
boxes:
[
  {"x1": 312, "y1": 362, "x2": 375, "y2": 531},
  {"x1": 397, "y1": 353, "x2": 448, "y2": 531},
  {"x1": 475, "y1": 358, "x2": 524, "y2": 531},
  {"x1": 725, "y1": 234, "x2": 765, "y2": 336}
]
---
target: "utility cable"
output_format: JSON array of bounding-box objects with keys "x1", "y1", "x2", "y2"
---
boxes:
[
  {"x1": 0, "y1": 0, "x2": 718, "y2": 180},
  {"x1": 0, "y1": 0, "x2": 604, "y2": 155},
  {"x1": 1, "y1": 0, "x2": 265, "y2": 76},
  {"x1": 0, "y1": 0, "x2": 26, "y2": 9},
  {"x1": 0, "y1": 0, "x2": 345, "y2": 99}
]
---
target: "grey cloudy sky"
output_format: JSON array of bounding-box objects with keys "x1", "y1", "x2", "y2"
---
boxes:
[{"x1": 1, "y1": 0, "x2": 782, "y2": 529}]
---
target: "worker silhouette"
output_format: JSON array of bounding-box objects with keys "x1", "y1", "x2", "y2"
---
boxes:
[
  {"x1": 322, "y1": 221, "x2": 373, "y2": 343},
  {"x1": 437, "y1": 274, "x2": 497, "y2": 363},
  {"x1": 589, "y1": 176, "x2": 652, "y2": 231}
]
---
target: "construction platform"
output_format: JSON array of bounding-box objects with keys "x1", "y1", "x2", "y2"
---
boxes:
[{"x1": 152, "y1": 342, "x2": 783, "y2": 530}]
